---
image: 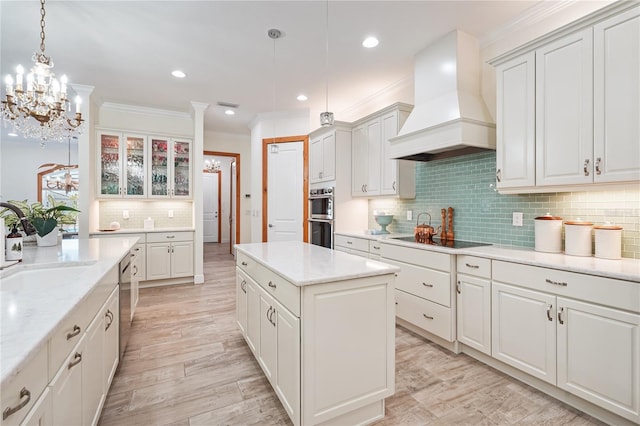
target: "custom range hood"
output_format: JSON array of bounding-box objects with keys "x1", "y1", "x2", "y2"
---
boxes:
[{"x1": 389, "y1": 30, "x2": 496, "y2": 162}]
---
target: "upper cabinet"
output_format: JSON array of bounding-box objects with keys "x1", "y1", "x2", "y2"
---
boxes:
[
  {"x1": 97, "y1": 130, "x2": 192, "y2": 199},
  {"x1": 351, "y1": 103, "x2": 415, "y2": 198},
  {"x1": 491, "y1": 3, "x2": 639, "y2": 193},
  {"x1": 310, "y1": 131, "x2": 336, "y2": 184}
]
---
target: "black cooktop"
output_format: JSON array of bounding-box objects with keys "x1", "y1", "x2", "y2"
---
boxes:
[{"x1": 391, "y1": 236, "x2": 491, "y2": 249}]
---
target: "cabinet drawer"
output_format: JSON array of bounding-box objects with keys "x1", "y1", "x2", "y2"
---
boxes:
[
  {"x1": 493, "y1": 261, "x2": 640, "y2": 313},
  {"x1": 334, "y1": 235, "x2": 369, "y2": 252},
  {"x1": 146, "y1": 231, "x2": 193, "y2": 243},
  {"x1": 1, "y1": 343, "x2": 48, "y2": 426},
  {"x1": 385, "y1": 259, "x2": 450, "y2": 307},
  {"x1": 48, "y1": 304, "x2": 90, "y2": 381},
  {"x1": 381, "y1": 243, "x2": 451, "y2": 272},
  {"x1": 395, "y1": 290, "x2": 453, "y2": 341},
  {"x1": 368, "y1": 240, "x2": 383, "y2": 256},
  {"x1": 457, "y1": 255, "x2": 491, "y2": 279}
]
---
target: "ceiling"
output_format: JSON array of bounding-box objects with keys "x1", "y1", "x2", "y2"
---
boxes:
[{"x1": 1, "y1": 1, "x2": 547, "y2": 138}]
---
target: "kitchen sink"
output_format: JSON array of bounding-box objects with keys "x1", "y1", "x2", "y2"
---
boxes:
[{"x1": 0, "y1": 263, "x2": 96, "y2": 288}]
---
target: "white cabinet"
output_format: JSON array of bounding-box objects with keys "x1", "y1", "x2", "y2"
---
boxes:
[
  {"x1": 236, "y1": 270, "x2": 249, "y2": 336},
  {"x1": 491, "y1": 3, "x2": 640, "y2": 192},
  {"x1": 333, "y1": 234, "x2": 369, "y2": 257},
  {"x1": 352, "y1": 104, "x2": 415, "y2": 198},
  {"x1": 148, "y1": 136, "x2": 192, "y2": 198},
  {"x1": 104, "y1": 288, "x2": 120, "y2": 387},
  {"x1": 491, "y1": 260, "x2": 640, "y2": 423},
  {"x1": 131, "y1": 245, "x2": 143, "y2": 315},
  {"x1": 97, "y1": 131, "x2": 147, "y2": 198},
  {"x1": 456, "y1": 256, "x2": 492, "y2": 355},
  {"x1": 593, "y1": 7, "x2": 640, "y2": 183},
  {"x1": 309, "y1": 131, "x2": 336, "y2": 183},
  {"x1": 245, "y1": 277, "x2": 260, "y2": 354},
  {"x1": 82, "y1": 303, "x2": 105, "y2": 426},
  {"x1": 146, "y1": 232, "x2": 194, "y2": 280},
  {"x1": 495, "y1": 52, "x2": 536, "y2": 189},
  {"x1": 50, "y1": 336, "x2": 85, "y2": 426},
  {"x1": 20, "y1": 388, "x2": 52, "y2": 426}
]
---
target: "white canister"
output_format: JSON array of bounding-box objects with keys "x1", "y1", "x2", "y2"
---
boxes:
[
  {"x1": 534, "y1": 213, "x2": 563, "y2": 253},
  {"x1": 564, "y1": 219, "x2": 593, "y2": 257},
  {"x1": 143, "y1": 217, "x2": 155, "y2": 230},
  {"x1": 594, "y1": 223, "x2": 622, "y2": 260}
]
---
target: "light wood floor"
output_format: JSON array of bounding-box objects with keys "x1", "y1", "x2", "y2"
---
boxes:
[{"x1": 99, "y1": 243, "x2": 605, "y2": 426}]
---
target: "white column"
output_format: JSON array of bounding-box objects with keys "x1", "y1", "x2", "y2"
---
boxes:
[
  {"x1": 71, "y1": 84, "x2": 95, "y2": 239},
  {"x1": 190, "y1": 101, "x2": 209, "y2": 284}
]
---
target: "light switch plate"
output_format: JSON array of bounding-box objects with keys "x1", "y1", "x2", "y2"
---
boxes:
[
  {"x1": 168, "y1": 209, "x2": 174, "y2": 218},
  {"x1": 123, "y1": 210, "x2": 129, "y2": 219},
  {"x1": 406, "y1": 210, "x2": 413, "y2": 221},
  {"x1": 512, "y1": 211, "x2": 523, "y2": 227}
]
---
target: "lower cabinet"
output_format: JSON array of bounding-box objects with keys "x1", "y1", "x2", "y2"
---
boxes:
[
  {"x1": 20, "y1": 387, "x2": 52, "y2": 426},
  {"x1": 456, "y1": 274, "x2": 491, "y2": 355},
  {"x1": 50, "y1": 336, "x2": 85, "y2": 426},
  {"x1": 147, "y1": 240, "x2": 194, "y2": 280}
]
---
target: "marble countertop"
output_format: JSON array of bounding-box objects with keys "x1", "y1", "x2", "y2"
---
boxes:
[
  {"x1": 0, "y1": 237, "x2": 139, "y2": 386},
  {"x1": 235, "y1": 241, "x2": 399, "y2": 286},
  {"x1": 90, "y1": 227, "x2": 194, "y2": 235},
  {"x1": 335, "y1": 232, "x2": 640, "y2": 283}
]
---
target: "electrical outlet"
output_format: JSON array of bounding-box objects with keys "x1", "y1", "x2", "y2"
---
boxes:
[
  {"x1": 512, "y1": 211, "x2": 523, "y2": 227},
  {"x1": 168, "y1": 209, "x2": 174, "y2": 218},
  {"x1": 406, "y1": 210, "x2": 412, "y2": 221},
  {"x1": 122, "y1": 210, "x2": 129, "y2": 219}
]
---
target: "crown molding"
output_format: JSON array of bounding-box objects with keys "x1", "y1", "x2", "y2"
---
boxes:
[
  {"x1": 100, "y1": 102, "x2": 191, "y2": 120},
  {"x1": 338, "y1": 74, "x2": 413, "y2": 121}
]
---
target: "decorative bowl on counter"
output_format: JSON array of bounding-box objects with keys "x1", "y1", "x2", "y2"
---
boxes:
[{"x1": 374, "y1": 214, "x2": 394, "y2": 234}]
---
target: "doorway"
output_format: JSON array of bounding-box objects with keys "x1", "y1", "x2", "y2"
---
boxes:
[
  {"x1": 262, "y1": 136, "x2": 309, "y2": 242},
  {"x1": 203, "y1": 170, "x2": 221, "y2": 243},
  {"x1": 203, "y1": 151, "x2": 241, "y2": 254}
]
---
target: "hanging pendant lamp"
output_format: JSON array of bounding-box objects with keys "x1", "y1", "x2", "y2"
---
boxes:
[{"x1": 320, "y1": 0, "x2": 334, "y2": 127}]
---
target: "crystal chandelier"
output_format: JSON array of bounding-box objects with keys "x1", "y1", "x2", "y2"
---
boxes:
[
  {"x1": 1, "y1": 0, "x2": 84, "y2": 142},
  {"x1": 204, "y1": 159, "x2": 221, "y2": 172}
]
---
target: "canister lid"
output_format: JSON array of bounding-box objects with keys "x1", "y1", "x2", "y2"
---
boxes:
[
  {"x1": 594, "y1": 222, "x2": 623, "y2": 230},
  {"x1": 565, "y1": 218, "x2": 593, "y2": 226},
  {"x1": 535, "y1": 212, "x2": 562, "y2": 220}
]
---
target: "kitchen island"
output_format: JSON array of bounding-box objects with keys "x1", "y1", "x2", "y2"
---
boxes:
[
  {"x1": 1, "y1": 237, "x2": 138, "y2": 425},
  {"x1": 235, "y1": 241, "x2": 399, "y2": 426}
]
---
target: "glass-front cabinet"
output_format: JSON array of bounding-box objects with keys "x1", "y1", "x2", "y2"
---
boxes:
[
  {"x1": 98, "y1": 131, "x2": 147, "y2": 198},
  {"x1": 148, "y1": 137, "x2": 192, "y2": 198},
  {"x1": 172, "y1": 139, "x2": 191, "y2": 197},
  {"x1": 149, "y1": 137, "x2": 170, "y2": 197}
]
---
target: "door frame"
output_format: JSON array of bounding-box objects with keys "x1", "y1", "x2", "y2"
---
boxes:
[
  {"x1": 203, "y1": 150, "x2": 241, "y2": 249},
  {"x1": 203, "y1": 169, "x2": 222, "y2": 243},
  {"x1": 262, "y1": 135, "x2": 309, "y2": 243}
]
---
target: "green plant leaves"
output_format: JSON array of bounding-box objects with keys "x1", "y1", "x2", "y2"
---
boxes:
[{"x1": 31, "y1": 217, "x2": 58, "y2": 237}]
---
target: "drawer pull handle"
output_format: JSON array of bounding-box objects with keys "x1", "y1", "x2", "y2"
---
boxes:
[
  {"x1": 456, "y1": 280, "x2": 461, "y2": 294},
  {"x1": 545, "y1": 278, "x2": 567, "y2": 287},
  {"x1": 241, "y1": 261, "x2": 248, "y2": 266},
  {"x1": 595, "y1": 157, "x2": 602, "y2": 175},
  {"x1": 422, "y1": 314, "x2": 434, "y2": 320},
  {"x1": 268, "y1": 281, "x2": 276, "y2": 289},
  {"x1": 269, "y1": 307, "x2": 276, "y2": 326},
  {"x1": 240, "y1": 280, "x2": 247, "y2": 293},
  {"x1": 67, "y1": 325, "x2": 81, "y2": 340},
  {"x1": 105, "y1": 310, "x2": 114, "y2": 330},
  {"x1": 558, "y1": 307, "x2": 565, "y2": 325},
  {"x1": 373, "y1": 245, "x2": 380, "y2": 250},
  {"x1": 546, "y1": 304, "x2": 553, "y2": 322},
  {"x1": 2, "y1": 387, "x2": 31, "y2": 420},
  {"x1": 68, "y1": 352, "x2": 82, "y2": 370},
  {"x1": 583, "y1": 159, "x2": 590, "y2": 176},
  {"x1": 347, "y1": 241, "x2": 353, "y2": 245},
  {"x1": 422, "y1": 282, "x2": 433, "y2": 288},
  {"x1": 465, "y1": 263, "x2": 479, "y2": 269},
  {"x1": 266, "y1": 306, "x2": 272, "y2": 322},
  {"x1": 166, "y1": 235, "x2": 175, "y2": 239}
]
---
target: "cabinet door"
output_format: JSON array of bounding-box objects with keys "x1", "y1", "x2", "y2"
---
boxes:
[
  {"x1": 123, "y1": 133, "x2": 146, "y2": 197},
  {"x1": 171, "y1": 241, "x2": 194, "y2": 277},
  {"x1": 457, "y1": 274, "x2": 491, "y2": 356},
  {"x1": 275, "y1": 304, "x2": 301, "y2": 424},
  {"x1": 310, "y1": 137, "x2": 324, "y2": 183},
  {"x1": 50, "y1": 337, "x2": 85, "y2": 426},
  {"x1": 365, "y1": 118, "x2": 381, "y2": 195},
  {"x1": 321, "y1": 132, "x2": 336, "y2": 182},
  {"x1": 82, "y1": 309, "x2": 105, "y2": 426},
  {"x1": 21, "y1": 387, "x2": 52, "y2": 426},
  {"x1": 171, "y1": 138, "x2": 192, "y2": 198},
  {"x1": 148, "y1": 137, "x2": 170, "y2": 197},
  {"x1": 492, "y1": 282, "x2": 556, "y2": 384},
  {"x1": 133, "y1": 243, "x2": 146, "y2": 282},
  {"x1": 146, "y1": 243, "x2": 172, "y2": 280},
  {"x1": 535, "y1": 29, "x2": 593, "y2": 186},
  {"x1": 496, "y1": 52, "x2": 536, "y2": 189},
  {"x1": 381, "y1": 111, "x2": 399, "y2": 195},
  {"x1": 245, "y1": 279, "x2": 260, "y2": 354},
  {"x1": 104, "y1": 289, "x2": 119, "y2": 387},
  {"x1": 97, "y1": 131, "x2": 123, "y2": 197},
  {"x1": 351, "y1": 124, "x2": 368, "y2": 196},
  {"x1": 258, "y1": 292, "x2": 277, "y2": 383},
  {"x1": 594, "y1": 7, "x2": 640, "y2": 183},
  {"x1": 557, "y1": 297, "x2": 640, "y2": 422},
  {"x1": 236, "y1": 271, "x2": 248, "y2": 335}
]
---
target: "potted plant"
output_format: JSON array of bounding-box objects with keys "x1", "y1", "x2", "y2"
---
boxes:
[{"x1": 0, "y1": 197, "x2": 79, "y2": 247}]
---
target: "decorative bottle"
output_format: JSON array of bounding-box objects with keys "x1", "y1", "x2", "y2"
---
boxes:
[{"x1": 6, "y1": 224, "x2": 23, "y2": 261}]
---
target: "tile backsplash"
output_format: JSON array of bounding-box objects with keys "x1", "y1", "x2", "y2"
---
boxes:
[
  {"x1": 369, "y1": 152, "x2": 640, "y2": 259},
  {"x1": 99, "y1": 200, "x2": 193, "y2": 230}
]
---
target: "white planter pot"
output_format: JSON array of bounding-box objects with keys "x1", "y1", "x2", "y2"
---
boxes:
[{"x1": 36, "y1": 227, "x2": 59, "y2": 247}]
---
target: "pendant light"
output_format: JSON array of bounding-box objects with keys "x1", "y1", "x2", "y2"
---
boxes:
[
  {"x1": 320, "y1": 0, "x2": 334, "y2": 127},
  {"x1": 268, "y1": 28, "x2": 282, "y2": 143}
]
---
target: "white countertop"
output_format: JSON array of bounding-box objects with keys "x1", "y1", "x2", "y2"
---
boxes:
[
  {"x1": 0, "y1": 237, "x2": 139, "y2": 386},
  {"x1": 335, "y1": 232, "x2": 640, "y2": 283},
  {"x1": 235, "y1": 241, "x2": 399, "y2": 286},
  {"x1": 89, "y1": 227, "x2": 194, "y2": 235}
]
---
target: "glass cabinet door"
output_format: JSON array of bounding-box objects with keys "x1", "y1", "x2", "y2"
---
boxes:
[
  {"x1": 150, "y1": 137, "x2": 170, "y2": 196},
  {"x1": 172, "y1": 139, "x2": 191, "y2": 197},
  {"x1": 99, "y1": 132, "x2": 122, "y2": 196},
  {"x1": 125, "y1": 134, "x2": 146, "y2": 196}
]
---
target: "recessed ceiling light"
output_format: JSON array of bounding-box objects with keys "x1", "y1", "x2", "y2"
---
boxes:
[
  {"x1": 297, "y1": 94, "x2": 308, "y2": 101},
  {"x1": 225, "y1": 109, "x2": 235, "y2": 115},
  {"x1": 362, "y1": 36, "x2": 379, "y2": 48},
  {"x1": 8, "y1": 132, "x2": 18, "y2": 137},
  {"x1": 171, "y1": 70, "x2": 186, "y2": 78}
]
